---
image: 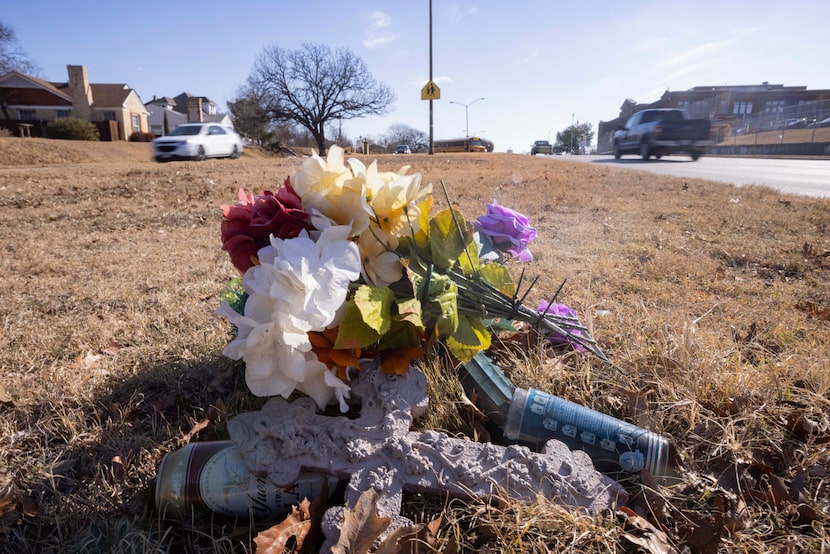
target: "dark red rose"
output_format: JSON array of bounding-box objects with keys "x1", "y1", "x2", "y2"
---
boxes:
[{"x1": 220, "y1": 181, "x2": 313, "y2": 272}]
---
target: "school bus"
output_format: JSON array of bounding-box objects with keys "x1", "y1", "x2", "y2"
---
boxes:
[{"x1": 433, "y1": 136, "x2": 492, "y2": 153}]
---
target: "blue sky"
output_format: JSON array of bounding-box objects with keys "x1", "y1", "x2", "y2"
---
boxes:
[{"x1": 4, "y1": 1, "x2": 830, "y2": 152}]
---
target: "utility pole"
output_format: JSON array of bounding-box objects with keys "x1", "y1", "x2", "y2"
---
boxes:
[{"x1": 428, "y1": 0, "x2": 434, "y2": 155}]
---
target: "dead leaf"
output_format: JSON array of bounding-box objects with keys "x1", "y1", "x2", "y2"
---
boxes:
[
  {"x1": 457, "y1": 389, "x2": 491, "y2": 443},
  {"x1": 374, "y1": 513, "x2": 445, "y2": 554},
  {"x1": 182, "y1": 418, "x2": 210, "y2": 443},
  {"x1": 617, "y1": 506, "x2": 679, "y2": 554},
  {"x1": 795, "y1": 301, "x2": 830, "y2": 321},
  {"x1": 254, "y1": 498, "x2": 312, "y2": 554},
  {"x1": 332, "y1": 488, "x2": 391, "y2": 554}
]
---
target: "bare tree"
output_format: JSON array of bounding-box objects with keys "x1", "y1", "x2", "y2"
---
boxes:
[
  {"x1": 384, "y1": 123, "x2": 429, "y2": 153},
  {"x1": 249, "y1": 42, "x2": 395, "y2": 155},
  {"x1": 0, "y1": 21, "x2": 41, "y2": 76}
]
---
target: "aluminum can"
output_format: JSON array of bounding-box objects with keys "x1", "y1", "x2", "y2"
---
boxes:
[
  {"x1": 155, "y1": 441, "x2": 337, "y2": 521},
  {"x1": 504, "y1": 387, "x2": 669, "y2": 476}
]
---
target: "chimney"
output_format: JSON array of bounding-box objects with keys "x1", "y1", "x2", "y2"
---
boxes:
[
  {"x1": 186, "y1": 97, "x2": 203, "y2": 122},
  {"x1": 67, "y1": 65, "x2": 93, "y2": 120}
]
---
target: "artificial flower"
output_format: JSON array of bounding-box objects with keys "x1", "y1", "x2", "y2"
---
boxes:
[
  {"x1": 216, "y1": 225, "x2": 361, "y2": 407},
  {"x1": 357, "y1": 231, "x2": 403, "y2": 287},
  {"x1": 537, "y1": 300, "x2": 587, "y2": 352},
  {"x1": 217, "y1": 150, "x2": 607, "y2": 412},
  {"x1": 476, "y1": 200, "x2": 538, "y2": 262},
  {"x1": 290, "y1": 146, "x2": 371, "y2": 237},
  {"x1": 221, "y1": 185, "x2": 312, "y2": 272}
]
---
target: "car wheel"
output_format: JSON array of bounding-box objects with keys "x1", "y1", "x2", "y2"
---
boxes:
[
  {"x1": 230, "y1": 146, "x2": 239, "y2": 160},
  {"x1": 613, "y1": 143, "x2": 621, "y2": 160},
  {"x1": 195, "y1": 146, "x2": 206, "y2": 161},
  {"x1": 154, "y1": 156, "x2": 167, "y2": 163},
  {"x1": 640, "y1": 141, "x2": 650, "y2": 160},
  {"x1": 690, "y1": 150, "x2": 702, "y2": 161}
]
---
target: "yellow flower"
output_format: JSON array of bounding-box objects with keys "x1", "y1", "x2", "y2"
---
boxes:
[
  {"x1": 291, "y1": 146, "x2": 371, "y2": 237},
  {"x1": 357, "y1": 231, "x2": 403, "y2": 286}
]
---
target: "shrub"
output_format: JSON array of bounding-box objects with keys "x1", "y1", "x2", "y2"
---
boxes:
[
  {"x1": 45, "y1": 118, "x2": 100, "y2": 141},
  {"x1": 0, "y1": 127, "x2": 11, "y2": 137},
  {"x1": 129, "y1": 131, "x2": 156, "y2": 142}
]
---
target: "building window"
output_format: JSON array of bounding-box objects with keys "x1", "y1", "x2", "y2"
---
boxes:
[
  {"x1": 56, "y1": 109, "x2": 70, "y2": 118},
  {"x1": 102, "y1": 111, "x2": 117, "y2": 121},
  {"x1": 132, "y1": 114, "x2": 141, "y2": 133},
  {"x1": 733, "y1": 101, "x2": 752, "y2": 115},
  {"x1": 18, "y1": 109, "x2": 36, "y2": 120},
  {"x1": 764, "y1": 100, "x2": 785, "y2": 113}
]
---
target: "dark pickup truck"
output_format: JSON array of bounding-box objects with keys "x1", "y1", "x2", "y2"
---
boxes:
[{"x1": 613, "y1": 108, "x2": 715, "y2": 161}]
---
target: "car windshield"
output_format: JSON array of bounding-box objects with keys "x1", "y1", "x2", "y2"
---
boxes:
[{"x1": 169, "y1": 125, "x2": 204, "y2": 136}]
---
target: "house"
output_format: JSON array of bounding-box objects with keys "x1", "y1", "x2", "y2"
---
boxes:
[
  {"x1": 0, "y1": 65, "x2": 150, "y2": 140},
  {"x1": 144, "y1": 93, "x2": 232, "y2": 136},
  {"x1": 597, "y1": 82, "x2": 830, "y2": 153}
]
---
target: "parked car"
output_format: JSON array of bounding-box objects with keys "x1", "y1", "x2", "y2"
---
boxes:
[
  {"x1": 394, "y1": 144, "x2": 412, "y2": 154},
  {"x1": 783, "y1": 118, "x2": 809, "y2": 129},
  {"x1": 152, "y1": 123, "x2": 243, "y2": 162},
  {"x1": 808, "y1": 116, "x2": 830, "y2": 128}
]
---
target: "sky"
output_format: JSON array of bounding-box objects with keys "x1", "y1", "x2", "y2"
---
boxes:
[{"x1": 4, "y1": 1, "x2": 830, "y2": 153}]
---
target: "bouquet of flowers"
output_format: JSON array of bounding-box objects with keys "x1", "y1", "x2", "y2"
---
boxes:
[{"x1": 217, "y1": 146, "x2": 604, "y2": 412}]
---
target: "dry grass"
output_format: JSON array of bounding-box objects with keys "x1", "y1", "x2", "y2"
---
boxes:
[{"x1": 0, "y1": 137, "x2": 829, "y2": 552}]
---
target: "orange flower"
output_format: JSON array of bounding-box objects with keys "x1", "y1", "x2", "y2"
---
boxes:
[
  {"x1": 380, "y1": 347, "x2": 425, "y2": 376},
  {"x1": 308, "y1": 328, "x2": 360, "y2": 380}
]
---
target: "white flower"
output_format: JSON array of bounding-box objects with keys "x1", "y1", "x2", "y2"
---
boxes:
[{"x1": 216, "y1": 225, "x2": 361, "y2": 409}]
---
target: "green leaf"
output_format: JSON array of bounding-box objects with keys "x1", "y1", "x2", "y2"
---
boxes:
[
  {"x1": 478, "y1": 262, "x2": 516, "y2": 296},
  {"x1": 457, "y1": 236, "x2": 480, "y2": 276},
  {"x1": 377, "y1": 319, "x2": 423, "y2": 350},
  {"x1": 395, "y1": 297, "x2": 424, "y2": 330},
  {"x1": 429, "y1": 208, "x2": 470, "y2": 270},
  {"x1": 426, "y1": 273, "x2": 459, "y2": 337},
  {"x1": 353, "y1": 285, "x2": 394, "y2": 335},
  {"x1": 446, "y1": 316, "x2": 491, "y2": 362},
  {"x1": 334, "y1": 299, "x2": 382, "y2": 349}
]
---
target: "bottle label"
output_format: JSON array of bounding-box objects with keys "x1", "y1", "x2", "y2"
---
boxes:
[{"x1": 195, "y1": 445, "x2": 331, "y2": 518}]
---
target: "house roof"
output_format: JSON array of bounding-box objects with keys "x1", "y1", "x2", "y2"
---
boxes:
[{"x1": 0, "y1": 70, "x2": 136, "y2": 109}]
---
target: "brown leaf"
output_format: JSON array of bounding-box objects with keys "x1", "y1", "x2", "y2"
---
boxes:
[
  {"x1": 795, "y1": 301, "x2": 830, "y2": 321},
  {"x1": 457, "y1": 389, "x2": 491, "y2": 443},
  {"x1": 374, "y1": 513, "x2": 444, "y2": 554},
  {"x1": 254, "y1": 498, "x2": 312, "y2": 554},
  {"x1": 182, "y1": 418, "x2": 210, "y2": 443},
  {"x1": 617, "y1": 506, "x2": 679, "y2": 554},
  {"x1": 332, "y1": 488, "x2": 391, "y2": 554}
]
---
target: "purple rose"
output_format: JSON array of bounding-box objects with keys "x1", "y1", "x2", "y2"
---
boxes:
[
  {"x1": 538, "y1": 300, "x2": 586, "y2": 352},
  {"x1": 476, "y1": 200, "x2": 537, "y2": 262}
]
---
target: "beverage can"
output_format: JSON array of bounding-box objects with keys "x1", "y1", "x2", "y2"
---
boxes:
[
  {"x1": 155, "y1": 441, "x2": 338, "y2": 521},
  {"x1": 504, "y1": 387, "x2": 669, "y2": 476}
]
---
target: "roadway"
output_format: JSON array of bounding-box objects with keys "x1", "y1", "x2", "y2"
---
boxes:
[{"x1": 557, "y1": 154, "x2": 830, "y2": 199}]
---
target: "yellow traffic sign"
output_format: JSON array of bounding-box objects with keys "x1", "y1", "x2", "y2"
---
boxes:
[{"x1": 421, "y1": 80, "x2": 440, "y2": 100}]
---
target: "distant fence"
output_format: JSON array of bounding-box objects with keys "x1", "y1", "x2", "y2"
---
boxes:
[
  {"x1": 712, "y1": 142, "x2": 830, "y2": 157},
  {"x1": 0, "y1": 119, "x2": 119, "y2": 141}
]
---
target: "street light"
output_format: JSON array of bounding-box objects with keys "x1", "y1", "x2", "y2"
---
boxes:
[
  {"x1": 450, "y1": 97, "x2": 485, "y2": 137},
  {"x1": 570, "y1": 113, "x2": 575, "y2": 154}
]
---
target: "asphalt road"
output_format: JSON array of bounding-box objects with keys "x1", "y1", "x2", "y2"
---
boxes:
[{"x1": 558, "y1": 154, "x2": 830, "y2": 199}]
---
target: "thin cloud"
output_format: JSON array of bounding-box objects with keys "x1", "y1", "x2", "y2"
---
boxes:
[
  {"x1": 657, "y1": 40, "x2": 735, "y2": 69},
  {"x1": 363, "y1": 11, "x2": 398, "y2": 49}
]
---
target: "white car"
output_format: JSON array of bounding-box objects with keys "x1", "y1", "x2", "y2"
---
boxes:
[{"x1": 152, "y1": 123, "x2": 243, "y2": 162}]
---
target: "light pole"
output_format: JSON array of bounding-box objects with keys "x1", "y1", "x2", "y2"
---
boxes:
[
  {"x1": 450, "y1": 97, "x2": 485, "y2": 137},
  {"x1": 570, "y1": 113, "x2": 575, "y2": 154}
]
